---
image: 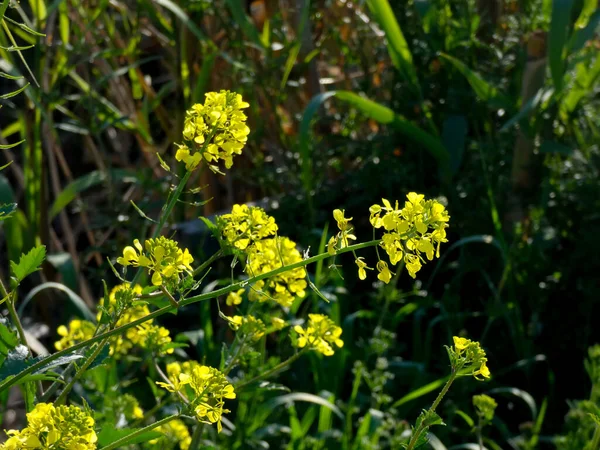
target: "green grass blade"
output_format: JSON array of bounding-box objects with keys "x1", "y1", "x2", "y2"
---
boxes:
[
  {"x1": 439, "y1": 53, "x2": 512, "y2": 109},
  {"x1": 366, "y1": 0, "x2": 419, "y2": 90},
  {"x1": 548, "y1": 0, "x2": 575, "y2": 91}
]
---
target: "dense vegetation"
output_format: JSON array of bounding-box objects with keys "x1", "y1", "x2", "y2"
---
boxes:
[{"x1": 0, "y1": 0, "x2": 599, "y2": 448}]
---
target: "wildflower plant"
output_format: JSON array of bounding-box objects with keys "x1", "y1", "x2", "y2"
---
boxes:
[{"x1": 0, "y1": 91, "x2": 471, "y2": 449}]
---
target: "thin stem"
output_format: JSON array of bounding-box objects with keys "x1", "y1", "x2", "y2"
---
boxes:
[
  {"x1": 0, "y1": 240, "x2": 380, "y2": 393},
  {"x1": 130, "y1": 170, "x2": 192, "y2": 286},
  {"x1": 590, "y1": 425, "x2": 600, "y2": 450},
  {"x1": 189, "y1": 422, "x2": 204, "y2": 450},
  {"x1": 100, "y1": 414, "x2": 179, "y2": 450},
  {"x1": 5, "y1": 293, "x2": 30, "y2": 358},
  {"x1": 55, "y1": 337, "x2": 109, "y2": 405},
  {"x1": 235, "y1": 349, "x2": 307, "y2": 391},
  {"x1": 161, "y1": 285, "x2": 179, "y2": 308},
  {"x1": 477, "y1": 416, "x2": 484, "y2": 450},
  {"x1": 406, "y1": 368, "x2": 458, "y2": 450},
  {"x1": 192, "y1": 249, "x2": 224, "y2": 277}
]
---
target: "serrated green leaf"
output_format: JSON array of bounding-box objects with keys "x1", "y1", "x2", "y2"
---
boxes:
[{"x1": 10, "y1": 245, "x2": 46, "y2": 283}]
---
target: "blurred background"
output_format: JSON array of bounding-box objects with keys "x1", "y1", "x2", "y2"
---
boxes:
[{"x1": 1, "y1": 0, "x2": 599, "y2": 447}]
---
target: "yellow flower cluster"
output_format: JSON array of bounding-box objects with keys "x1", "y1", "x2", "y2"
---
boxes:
[
  {"x1": 226, "y1": 288, "x2": 245, "y2": 306},
  {"x1": 294, "y1": 314, "x2": 344, "y2": 356},
  {"x1": 245, "y1": 237, "x2": 307, "y2": 308},
  {"x1": 327, "y1": 209, "x2": 356, "y2": 254},
  {"x1": 226, "y1": 314, "x2": 266, "y2": 342},
  {"x1": 217, "y1": 204, "x2": 278, "y2": 250},
  {"x1": 117, "y1": 237, "x2": 194, "y2": 286},
  {"x1": 452, "y1": 336, "x2": 491, "y2": 380},
  {"x1": 0, "y1": 403, "x2": 97, "y2": 449},
  {"x1": 176, "y1": 90, "x2": 250, "y2": 173},
  {"x1": 156, "y1": 361, "x2": 236, "y2": 433},
  {"x1": 370, "y1": 192, "x2": 450, "y2": 279},
  {"x1": 147, "y1": 419, "x2": 191, "y2": 450},
  {"x1": 55, "y1": 285, "x2": 174, "y2": 357}
]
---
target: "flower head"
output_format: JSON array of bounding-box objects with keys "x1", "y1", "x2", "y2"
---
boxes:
[
  {"x1": 217, "y1": 204, "x2": 278, "y2": 250},
  {"x1": 116, "y1": 237, "x2": 194, "y2": 286},
  {"x1": 225, "y1": 315, "x2": 266, "y2": 342},
  {"x1": 1, "y1": 403, "x2": 97, "y2": 450},
  {"x1": 294, "y1": 314, "x2": 344, "y2": 356},
  {"x1": 369, "y1": 193, "x2": 449, "y2": 279},
  {"x1": 178, "y1": 90, "x2": 250, "y2": 173},
  {"x1": 245, "y1": 237, "x2": 307, "y2": 308},
  {"x1": 473, "y1": 394, "x2": 497, "y2": 423},
  {"x1": 450, "y1": 336, "x2": 491, "y2": 380},
  {"x1": 328, "y1": 209, "x2": 357, "y2": 255},
  {"x1": 156, "y1": 361, "x2": 235, "y2": 433}
]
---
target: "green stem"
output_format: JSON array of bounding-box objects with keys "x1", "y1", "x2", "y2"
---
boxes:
[
  {"x1": 55, "y1": 336, "x2": 110, "y2": 405},
  {"x1": 406, "y1": 368, "x2": 458, "y2": 450},
  {"x1": 235, "y1": 349, "x2": 307, "y2": 391},
  {"x1": 130, "y1": 170, "x2": 192, "y2": 286},
  {"x1": 192, "y1": 249, "x2": 224, "y2": 277},
  {"x1": 189, "y1": 423, "x2": 204, "y2": 450},
  {"x1": 4, "y1": 292, "x2": 30, "y2": 358},
  {"x1": 0, "y1": 240, "x2": 380, "y2": 393},
  {"x1": 590, "y1": 425, "x2": 600, "y2": 450},
  {"x1": 100, "y1": 414, "x2": 179, "y2": 450}
]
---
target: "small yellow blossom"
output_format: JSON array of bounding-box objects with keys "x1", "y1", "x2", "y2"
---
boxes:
[
  {"x1": 226, "y1": 288, "x2": 245, "y2": 306},
  {"x1": 217, "y1": 204, "x2": 278, "y2": 250},
  {"x1": 369, "y1": 193, "x2": 449, "y2": 279},
  {"x1": 225, "y1": 315, "x2": 266, "y2": 341},
  {"x1": 271, "y1": 317, "x2": 287, "y2": 330},
  {"x1": 245, "y1": 237, "x2": 307, "y2": 308},
  {"x1": 156, "y1": 361, "x2": 236, "y2": 433},
  {"x1": 294, "y1": 314, "x2": 344, "y2": 356},
  {"x1": 355, "y1": 257, "x2": 371, "y2": 280},
  {"x1": 451, "y1": 336, "x2": 491, "y2": 380},
  {"x1": 178, "y1": 90, "x2": 250, "y2": 173},
  {"x1": 117, "y1": 237, "x2": 194, "y2": 286},
  {"x1": 0, "y1": 403, "x2": 97, "y2": 450},
  {"x1": 54, "y1": 320, "x2": 95, "y2": 352},
  {"x1": 376, "y1": 260, "x2": 393, "y2": 284},
  {"x1": 147, "y1": 419, "x2": 192, "y2": 450},
  {"x1": 328, "y1": 209, "x2": 357, "y2": 255}
]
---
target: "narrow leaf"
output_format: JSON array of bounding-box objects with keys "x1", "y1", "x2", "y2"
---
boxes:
[{"x1": 548, "y1": 0, "x2": 575, "y2": 91}]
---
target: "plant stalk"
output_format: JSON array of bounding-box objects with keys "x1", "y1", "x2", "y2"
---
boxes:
[
  {"x1": 235, "y1": 349, "x2": 307, "y2": 390},
  {"x1": 100, "y1": 414, "x2": 179, "y2": 450}
]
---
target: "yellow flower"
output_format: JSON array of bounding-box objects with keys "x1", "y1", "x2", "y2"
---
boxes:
[
  {"x1": 54, "y1": 320, "x2": 95, "y2": 352},
  {"x1": 376, "y1": 260, "x2": 393, "y2": 284},
  {"x1": 451, "y1": 336, "x2": 491, "y2": 381},
  {"x1": 474, "y1": 361, "x2": 491, "y2": 380},
  {"x1": 178, "y1": 91, "x2": 250, "y2": 173},
  {"x1": 245, "y1": 237, "x2": 307, "y2": 308},
  {"x1": 294, "y1": 314, "x2": 344, "y2": 356},
  {"x1": 226, "y1": 315, "x2": 265, "y2": 341},
  {"x1": 156, "y1": 361, "x2": 235, "y2": 433},
  {"x1": 369, "y1": 193, "x2": 449, "y2": 279},
  {"x1": 116, "y1": 237, "x2": 194, "y2": 286},
  {"x1": 329, "y1": 209, "x2": 357, "y2": 254},
  {"x1": 453, "y1": 336, "x2": 470, "y2": 352},
  {"x1": 226, "y1": 288, "x2": 245, "y2": 306},
  {"x1": 1, "y1": 403, "x2": 97, "y2": 450},
  {"x1": 217, "y1": 204, "x2": 278, "y2": 250},
  {"x1": 355, "y1": 257, "x2": 371, "y2": 280},
  {"x1": 271, "y1": 317, "x2": 287, "y2": 330}
]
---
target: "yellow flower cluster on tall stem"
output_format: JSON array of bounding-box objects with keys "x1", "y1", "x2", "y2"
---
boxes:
[
  {"x1": 369, "y1": 192, "x2": 450, "y2": 279},
  {"x1": 176, "y1": 90, "x2": 250, "y2": 173},
  {"x1": 0, "y1": 403, "x2": 97, "y2": 449},
  {"x1": 156, "y1": 361, "x2": 236, "y2": 433},
  {"x1": 451, "y1": 336, "x2": 491, "y2": 380}
]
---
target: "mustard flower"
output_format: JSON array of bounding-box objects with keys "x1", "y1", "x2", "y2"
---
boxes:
[
  {"x1": 450, "y1": 336, "x2": 491, "y2": 380},
  {"x1": 328, "y1": 209, "x2": 357, "y2": 255},
  {"x1": 54, "y1": 319, "x2": 96, "y2": 352},
  {"x1": 177, "y1": 90, "x2": 250, "y2": 173},
  {"x1": 245, "y1": 237, "x2": 307, "y2": 308},
  {"x1": 147, "y1": 419, "x2": 191, "y2": 450},
  {"x1": 226, "y1": 288, "x2": 245, "y2": 306},
  {"x1": 156, "y1": 361, "x2": 236, "y2": 433},
  {"x1": 370, "y1": 193, "x2": 450, "y2": 279},
  {"x1": 225, "y1": 314, "x2": 266, "y2": 342},
  {"x1": 217, "y1": 204, "x2": 278, "y2": 250},
  {"x1": 294, "y1": 314, "x2": 344, "y2": 356},
  {"x1": 271, "y1": 317, "x2": 287, "y2": 330},
  {"x1": 0, "y1": 403, "x2": 97, "y2": 450},
  {"x1": 116, "y1": 237, "x2": 194, "y2": 286},
  {"x1": 376, "y1": 260, "x2": 393, "y2": 284},
  {"x1": 355, "y1": 257, "x2": 371, "y2": 280}
]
